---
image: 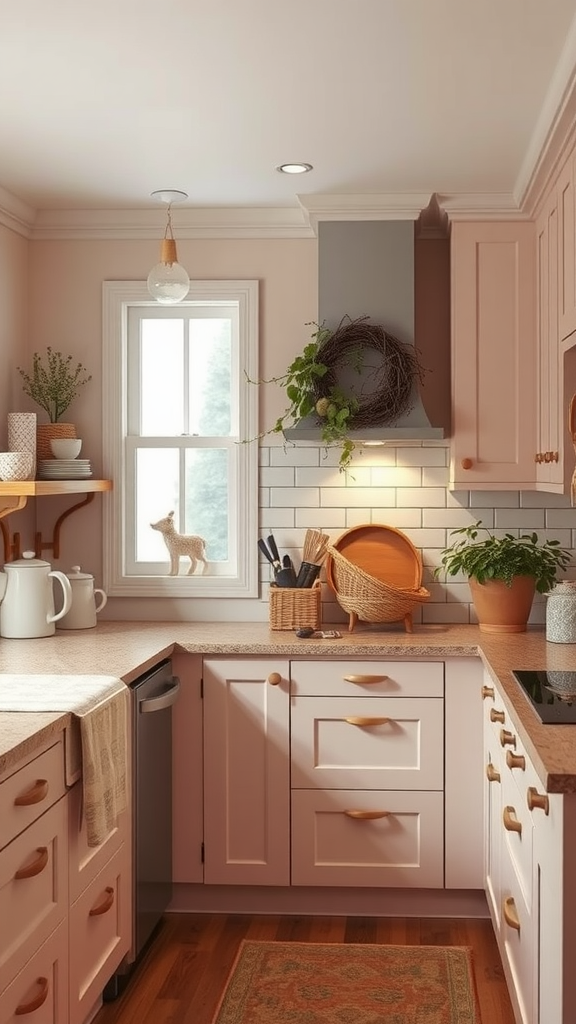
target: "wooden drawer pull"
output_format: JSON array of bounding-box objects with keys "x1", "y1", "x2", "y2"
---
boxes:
[
  {"x1": 461, "y1": 458, "x2": 473, "y2": 470},
  {"x1": 490, "y1": 708, "x2": 505, "y2": 723},
  {"x1": 344, "y1": 810, "x2": 390, "y2": 820},
  {"x1": 503, "y1": 896, "x2": 521, "y2": 932},
  {"x1": 14, "y1": 779, "x2": 49, "y2": 806},
  {"x1": 267, "y1": 672, "x2": 282, "y2": 686},
  {"x1": 344, "y1": 716, "x2": 391, "y2": 727},
  {"x1": 481, "y1": 685, "x2": 494, "y2": 700},
  {"x1": 343, "y1": 674, "x2": 388, "y2": 684},
  {"x1": 15, "y1": 977, "x2": 49, "y2": 1016},
  {"x1": 506, "y1": 751, "x2": 526, "y2": 771},
  {"x1": 503, "y1": 806, "x2": 522, "y2": 834},
  {"x1": 14, "y1": 847, "x2": 49, "y2": 880},
  {"x1": 527, "y1": 786, "x2": 549, "y2": 814},
  {"x1": 89, "y1": 886, "x2": 115, "y2": 917},
  {"x1": 486, "y1": 762, "x2": 500, "y2": 783},
  {"x1": 500, "y1": 729, "x2": 516, "y2": 748}
]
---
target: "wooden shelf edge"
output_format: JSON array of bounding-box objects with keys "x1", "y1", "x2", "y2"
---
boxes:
[{"x1": 0, "y1": 480, "x2": 112, "y2": 498}]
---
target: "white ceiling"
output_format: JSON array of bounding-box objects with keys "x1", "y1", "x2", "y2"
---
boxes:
[{"x1": 1, "y1": 0, "x2": 575, "y2": 220}]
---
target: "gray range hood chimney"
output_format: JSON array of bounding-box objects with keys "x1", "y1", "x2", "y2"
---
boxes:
[{"x1": 284, "y1": 219, "x2": 446, "y2": 444}]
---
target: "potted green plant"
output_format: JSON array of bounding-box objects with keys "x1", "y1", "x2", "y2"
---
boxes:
[
  {"x1": 17, "y1": 347, "x2": 92, "y2": 460},
  {"x1": 436, "y1": 520, "x2": 572, "y2": 633}
]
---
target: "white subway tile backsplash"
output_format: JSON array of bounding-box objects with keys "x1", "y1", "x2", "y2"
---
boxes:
[
  {"x1": 295, "y1": 508, "x2": 347, "y2": 529},
  {"x1": 423, "y1": 467, "x2": 451, "y2": 488},
  {"x1": 321, "y1": 487, "x2": 395, "y2": 508},
  {"x1": 423, "y1": 508, "x2": 486, "y2": 529},
  {"x1": 371, "y1": 466, "x2": 422, "y2": 487},
  {"x1": 397, "y1": 487, "x2": 446, "y2": 508},
  {"x1": 269, "y1": 444, "x2": 319, "y2": 466},
  {"x1": 295, "y1": 466, "x2": 341, "y2": 487},
  {"x1": 495, "y1": 508, "x2": 546, "y2": 530},
  {"x1": 260, "y1": 467, "x2": 296, "y2": 487},
  {"x1": 470, "y1": 491, "x2": 519, "y2": 508},
  {"x1": 259, "y1": 444, "x2": 576, "y2": 623},
  {"x1": 271, "y1": 487, "x2": 319, "y2": 507}
]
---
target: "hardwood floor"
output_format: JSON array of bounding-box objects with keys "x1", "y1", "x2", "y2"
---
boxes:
[{"x1": 94, "y1": 913, "x2": 516, "y2": 1024}]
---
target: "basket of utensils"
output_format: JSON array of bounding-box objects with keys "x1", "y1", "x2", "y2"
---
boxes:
[
  {"x1": 267, "y1": 529, "x2": 329, "y2": 631},
  {"x1": 325, "y1": 524, "x2": 430, "y2": 632}
]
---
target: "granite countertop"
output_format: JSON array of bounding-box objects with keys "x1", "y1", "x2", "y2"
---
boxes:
[{"x1": 1, "y1": 620, "x2": 575, "y2": 791}]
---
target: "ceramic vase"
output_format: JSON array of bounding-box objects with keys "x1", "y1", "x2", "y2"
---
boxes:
[
  {"x1": 546, "y1": 581, "x2": 576, "y2": 643},
  {"x1": 7, "y1": 412, "x2": 37, "y2": 480},
  {"x1": 469, "y1": 575, "x2": 536, "y2": 633}
]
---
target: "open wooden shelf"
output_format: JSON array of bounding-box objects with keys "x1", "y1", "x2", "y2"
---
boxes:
[{"x1": 0, "y1": 479, "x2": 113, "y2": 561}]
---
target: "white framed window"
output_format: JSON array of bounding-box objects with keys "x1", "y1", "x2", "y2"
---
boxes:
[{"x1": 102, "y1": 280, "x2": 259, "y2": 598}]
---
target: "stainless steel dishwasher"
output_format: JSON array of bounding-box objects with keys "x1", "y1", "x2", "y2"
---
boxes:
[{"x1": 105, "y1": 658, "x2": 180, "y2": 998}]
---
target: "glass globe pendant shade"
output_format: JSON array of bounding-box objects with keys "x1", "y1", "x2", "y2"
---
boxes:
[{"x1": 147, "y1": 238, "x2": 190, "y2": 305}]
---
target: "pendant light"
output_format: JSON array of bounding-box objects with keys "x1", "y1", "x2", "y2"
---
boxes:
[{"x1": 147, "y1": 189, "x2": 190, "y2": 304}]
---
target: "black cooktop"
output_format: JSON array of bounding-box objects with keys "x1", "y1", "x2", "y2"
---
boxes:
[{"x1": 512, "y1": 670, "x2": 576, "y2": 724}]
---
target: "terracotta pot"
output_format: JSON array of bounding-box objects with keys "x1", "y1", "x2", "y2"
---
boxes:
[
  {"x1": 36, "y1": 423, "x2": 76, "y2": 463},
  {"x1": 469, "y1": 575, "x2": 536, "y2": 633}
]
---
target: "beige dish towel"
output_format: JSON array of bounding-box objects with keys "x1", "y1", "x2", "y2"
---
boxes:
[{"x1": 0, "y1": 674, "x2": 128, "y2": 847}]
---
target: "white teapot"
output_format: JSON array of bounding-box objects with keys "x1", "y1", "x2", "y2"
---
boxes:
[
  {"x1": 0, "y1": 552, "x2": 73, "y2": 638},
  {"x1": 56, "y1": 565, "x2": 107, "y2": 630}
]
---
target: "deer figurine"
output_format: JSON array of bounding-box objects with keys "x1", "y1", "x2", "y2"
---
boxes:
[{"x1": 150, "y1": 511, "x2": 208, "y2": 576}]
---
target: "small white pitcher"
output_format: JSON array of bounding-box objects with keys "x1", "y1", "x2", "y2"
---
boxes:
[{"x1": 56, "y1": 566, "x2": 107, "y2": 630}]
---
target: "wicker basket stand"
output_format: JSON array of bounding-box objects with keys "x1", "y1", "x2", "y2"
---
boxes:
[{"x1": 326, "y1": 545, "x2": 429, "y2": 633}]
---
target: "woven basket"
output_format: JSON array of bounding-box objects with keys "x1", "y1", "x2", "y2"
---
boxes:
[
  {"x1": 36, "y1": 422, "x2": 77, "y2": 462},
  {"x1": 269, "y1": 580, "x2": 322, "y2": 631},
  {"x1": 326, "y1": 545, "x2": 429, "y2": 631}
]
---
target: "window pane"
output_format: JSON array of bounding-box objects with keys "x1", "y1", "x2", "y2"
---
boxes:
[
  {"x1": 188, "y1": 319, "x2": 232, "y2": 436},
  {"x1": 141, "y1": 320, "x2": 184, "y2": 436},
  {"x1": 185, "y1": 449, "x2": 229, "y2": 562},
  {"x1": 136, "y1": 449, "x2": 180, "y2": 561}
]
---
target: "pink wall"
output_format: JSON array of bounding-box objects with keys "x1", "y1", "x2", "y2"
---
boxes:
[{"x1": 22, "y1": 236, "x2": 317, "y2": 587}]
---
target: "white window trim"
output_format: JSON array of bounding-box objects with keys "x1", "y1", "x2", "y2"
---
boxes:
[{"x1": 102, "y1": 280, "x2": 259, "y2": 598}]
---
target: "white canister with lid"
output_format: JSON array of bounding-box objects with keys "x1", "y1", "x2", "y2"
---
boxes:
[
  {"x1": 545, "y1": 581, "x2": 576, "y2": 643},
  {"x1": 56, "y1": 565, "x2": 107, "y2": 630}
]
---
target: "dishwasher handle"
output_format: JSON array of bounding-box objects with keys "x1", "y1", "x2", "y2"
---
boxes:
[{"x1": 138, "y1": 677, "x2": 180, "y2": 714}]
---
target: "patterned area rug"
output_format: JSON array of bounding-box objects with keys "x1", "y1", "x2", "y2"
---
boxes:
[{"x1": 212, "y1": 940, "x2": 481, "y2": 1024}]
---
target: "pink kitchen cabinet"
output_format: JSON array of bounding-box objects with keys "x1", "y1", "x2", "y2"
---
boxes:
[
  {"x1": 535, "y1": 189, "x2": 565, "y2": 490},
  {"x1": 557, "y1": 150, "x2": 576, "y2": 345},
  {"x1": 450, "y1": 221, "x2": 537, "y2": 490}
]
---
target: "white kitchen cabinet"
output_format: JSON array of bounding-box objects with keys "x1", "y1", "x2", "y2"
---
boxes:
[
  {"x1": 0, "y1": 737, "x2": 68, "y2": 1020},
  {"x1": 0, "y1": 730, "x2": 131, "y2": 1024},
  {"x1": 482, "y1": 671, "x2": 576, "y2": 1024},
  {"x1": 450, "y1": 220, "x2": 537, "y2": 490},
  {"x1": 535, "y1": 189, "x2": 564, "y2": 490},
  {"x1": 202, "y1": 658, "x2": 290, "y2": 886}
]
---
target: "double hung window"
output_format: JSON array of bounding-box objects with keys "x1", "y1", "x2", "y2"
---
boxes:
[{"x1": 102, "y1": 281, "x2": 259, "y2": 597}]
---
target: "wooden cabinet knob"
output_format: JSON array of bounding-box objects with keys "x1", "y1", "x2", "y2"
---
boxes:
[
  {"x1": 481, "y1": 685, "x2": 494, "y2": 700},
  {"x1": 500, "y1": 729, "x2": 516, "y2": 748},
  {"x1": 503, "y1": 896, "x2": 521, "y2": 932},
  {"x1": 461, "y1": 458, "x2": 473, "y2": 470},
  {"x1": 527, "y1": 786, "x2": 549, "y2": 814},
  {"x1": 490, "y1": 708, "x2": 505, "y2": 723},
  {"x1": 486, "y1": 762, "x2": 500, "y2": 783},
  {"x1": 506, "y1": 751, "x2": 526, "y2": 771},
  {"x1": 552, "y1": 451, "x2": 559, "y2": 463},
  {"x1": 267, "y1": 672, "x2": 282, "y2": 686}
]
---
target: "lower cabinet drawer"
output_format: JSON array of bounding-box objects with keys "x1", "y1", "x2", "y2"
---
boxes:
[
  {"x1": 500, "y1": 849, "x2": 535, "y2": 1024},
  {"x1": 0, "y1": 920, "x2": 68, "y2": 1024},
  {"x1": 291, "y1": 697, "x2": 444, "y2": 790},
  {"x1": 68, "y1": 845, "x2": 131, "y2": 1024},
  {"x1": 68, "y1": 779, "x2": 125, "y2": 905},
  {"x1": 0, "y1": 740, "x2": 65, "y2": 851},
  {"x1": 0, "y1": 797, "x2": 67, "y2": 992},
  {"x1": 291, "y1": 789, "x2": 444, "y2": 887}
]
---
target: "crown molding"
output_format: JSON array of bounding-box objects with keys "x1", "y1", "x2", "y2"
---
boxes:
[
  {"x1": 30, "y1": 205, "x2": 315, "y2": 240},
  {"x1": 514, "y1": 13, "x2": 576, "y2": 216},
  {"x1": 0, "y1": 184, "x2": 36, "y2": 238},
  {"x1": 437, "y1": 192, "x2": 527, "y2": 220},
  {"x1": 297, "y1": 193, "x2": 433, "y2": 233}
]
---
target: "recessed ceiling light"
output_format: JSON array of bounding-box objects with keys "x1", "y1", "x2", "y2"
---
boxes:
[{"x1": 276, "y1": 163, "x2": 313, "y2": 175}]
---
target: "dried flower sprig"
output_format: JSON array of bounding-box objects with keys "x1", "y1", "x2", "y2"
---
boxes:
[{"x1": 18, "y1": 348, "x2": 92, "y2": 423}]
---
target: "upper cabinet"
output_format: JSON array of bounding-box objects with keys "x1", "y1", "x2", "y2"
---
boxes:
[
  {"x1": 450, "y1": 221, "x2": 537, "y2": 490},
  {"x1": 535, "y1": 190, "x2": 564, "y2": 491},
  {"x1": 557, "y1": 151, "x2": 576, "y2": 344}
]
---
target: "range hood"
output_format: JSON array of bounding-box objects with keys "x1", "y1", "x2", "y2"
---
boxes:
[{"x1": 284, "y1": 218, "x2": 448, "y2": 445}]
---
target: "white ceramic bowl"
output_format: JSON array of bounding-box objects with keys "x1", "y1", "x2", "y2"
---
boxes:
[
  {"x1": 50, "y1": 438, "x2": 82, "y2": 459},
  {"x1": 0, "y1": 451, "x2": 34, "y2": 480}
]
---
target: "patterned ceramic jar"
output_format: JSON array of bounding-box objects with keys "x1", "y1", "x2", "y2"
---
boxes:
[{"x1": 546, "y1": 581, "x2": 576, "y2": 643}]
